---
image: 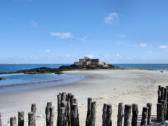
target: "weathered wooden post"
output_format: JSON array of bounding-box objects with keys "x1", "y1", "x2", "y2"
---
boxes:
[
  {"x1": 86, "y1": 101, "x2": 96, "y2": 126},
  {"x1": 158, "y1": 85, "x2": 161, "y2": 103},
  {"x1": 164, "y1": 88, "x2": 167, "y2": 101},
  {"x1": 59, "y1": 107, "x2": 68, "y2": 126},
  {"x1": 0, "y1": 113, "x2": 2, "y2": 126},
  {"x1": 163, "y1": 88, "x2": 168, "y2": 119},
  {"x1": 102, "y1": 104, "x2": 107, "y2": 126},
  {"x1": 131, "y1": 104, "x2": 138, "y2": 126},
  {"x1": 103, "y1": 104, "x2": 112, "y2": 126},
  {"x1": 69, "y1": 93, "x2": 74, "y2": 108},
  {"x1": 157, "y1": 103, "x2": 164, "y2": 122},
  {"x1": 117, "y1": 103, "x2": 124, "y2": 126},
  {"x1": 46, "y1": 102, "x2": 52, "y2": 123},
  {"x1": 141, "y1": 107, "x2": 148, "y2": 126},
  {"x1": 161, "y1": 87, "x2": 165, "y2": 100},
  {"x1": 18, "y1": 111, "x2": 24, "y2": 126},
  {"x1": 10, "y1": 117, "x2": 16, "y2": 126},
  {"x1": 67, "y1": 93, "x2": 72, "y2": 126},
  {"x1": 160, "y1": 100, "x2": 167, "y2": 120},
  {"x1": 61, "y1": 92, "x2": 67, "y2": 102},
  {"x1": 146, "y1": 103, "x2": 152, "y2": 125},
  {"x1": 49, "y1": 107, "x2": 54, "y2": 126},
  {"x1": 31, "y1": 104, "x2": 36, "y2": 115},
  {"x1": 86, "y1": 98, "x2": 92, "y2": 126},
  {"x1": 46, "y1": 102, "x2": 54, "y2": 126},
  {"x1": 57, "y1": 94, "x2": 61, "y2": 126},
  {"x1": 28, "y1": 112, "x2": 36, "y2": 126},
  {"x1": 90, "y1": 102, "x2": 96, "y2": 126},
  {"x1": 124, "y1": 105, "x2": 131, "y2": 126},
  {"x1": 166, "y1": 86, "x2": 168, "y2": 120},
  {"x1": 71, "y1": 103, "x2": 79, "y2": 126}
]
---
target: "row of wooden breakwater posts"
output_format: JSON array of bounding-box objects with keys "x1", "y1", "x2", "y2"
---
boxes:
[{"x1": 0, "y1": 85, "x2": 168, "y2": 126}]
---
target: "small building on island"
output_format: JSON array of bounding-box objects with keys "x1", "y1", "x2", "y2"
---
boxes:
[{"x1": 74, "y1": 56, "x2": 109, "y2": 67}]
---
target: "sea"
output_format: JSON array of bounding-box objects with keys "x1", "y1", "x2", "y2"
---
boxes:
[
  {"x1": 0, "y1": 64, "x2": 168, "y2": 93},
  {"x1": 0, "y1": 64, "x2": 85, "y2": 93}
]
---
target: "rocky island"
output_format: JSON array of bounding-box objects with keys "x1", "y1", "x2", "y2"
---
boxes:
[
  {"x1": 59, "y1": 56, "x2": 119, "y2": 70},
  {"x1": 0, "y1": 57, "x2": 120, "y2": 75}
]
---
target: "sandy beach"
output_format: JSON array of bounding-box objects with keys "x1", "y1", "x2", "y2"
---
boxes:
[{"x1": 0, "y1": 69, "x2": 168, "y2": 126}]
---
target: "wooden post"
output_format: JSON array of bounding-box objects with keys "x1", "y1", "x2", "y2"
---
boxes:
[
  {"x1": 49, "y1": 107, "x2": 54, "y2": 126},
  {"x1": 59, "y1": 107, "x2": 68, "y2": 126},
  {"x1": 86, "y1": 101, "x2": 96, "y2": 126},
  {"x1": 157, "y1": 103, "x2": 164, "y2": 122},
  {"x1": 28, "y1": 112, "x2": 36, "y2": 126},
  {"x1": 10, "y1": 117, "x2": 16, "y2": 126},
  {"x1": 160, "y1": 100, "x2": 167, "y2": 120},
  {"x1": 90, "y1": 102, "x2": 96, "y2": 126},
  {"x1": 131, "y1": 104, "x2": 138, "y2": 126},
  {"x1": 161, "y1": 87, "x2": 165, "y2": 100},
  {"x1": 46, "y1": 102, "x2": 53, "y2": 126},
  {"x1": 166, "y1": 86, "x2": 168, "y2": 120},
  {"x1": 141, "y1": 107, "x2": 148, "y2": 126},
  {"x1": 67, "y1": 93, "x2": 72, "y2": 126},
  {"x1": 102, "y1": 104, "x2": 112, "y2": 126},
  {"x1": 163, "y1": 88, "x2": 168, "y2": 119},
  {"x1": 117, "y1": 103, "x2": 124, "y2": 126},
  {"x1": 164, "y1": 88, "x2": 167, "y2": 101},
  {"x1": 102, "y1": 104, "x2": 107, "y2": 126},
  {"x1": 146, "y1": 103, "x2": 152, "y2": 125},
  {"x1": 18, "y1": 111, "x2": 24, "y2": 126},
  {"x1": 57, "y1": 94, "x2": 61, "y2": 126},
  {"x1": 0, "y1": 113, "x2": 2, "y2": 126},
  {"x1": 124, "y1": 105, "x2": 131, "y2": 126},
  {"x1": 105, "y1": 104, "x2": 112, "y2": 126},
  {"x1": 61, "y1": 92, "x2": 67, "y2": 101},
  {"x1": 68, "y1": 93, "x2": 74, "y2": 107},
  {"x1": 31, "y1": 104, "x2": 36, "y2": 115},
  {"x1": 158, "y1": 85, "x2": 161, "y2": 103},
  {"x1": 86, "y1": 98, "x2": 92, "y2": 126},
  {"x1": 71, "y1": 103, "x2": 79, "y2": 126}
]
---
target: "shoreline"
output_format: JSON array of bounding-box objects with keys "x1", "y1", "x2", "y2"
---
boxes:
[
  {"x1": 0, "y1": 69, "x2": 167, "y2": 126},
  {"x1": 0, "y1": 73, "x2": 86, "y2": 93}
]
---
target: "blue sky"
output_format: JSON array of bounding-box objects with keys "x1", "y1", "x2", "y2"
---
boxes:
[{"x1": 1, "y1": 0, "x2": 168, "y2": 64}]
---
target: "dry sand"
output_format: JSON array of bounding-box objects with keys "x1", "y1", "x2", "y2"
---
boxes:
[{"x1": 0, "y1": 69, "x2": 168, "y2": 126}]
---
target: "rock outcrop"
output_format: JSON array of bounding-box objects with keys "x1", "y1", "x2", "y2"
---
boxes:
[
  {"x1": 59, "y1": 57, "x2": 119, "y2": 70},
  {"x1": 17, "y1": 67, "x2": 62, "y2": 74},
  {"x1": 0, "y1": 57, "x2": 119, "y2": 75}
]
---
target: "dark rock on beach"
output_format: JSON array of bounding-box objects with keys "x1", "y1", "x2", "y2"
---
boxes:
[{"x1": 17, "y1": 67, "x2": 62, "y2": 74}]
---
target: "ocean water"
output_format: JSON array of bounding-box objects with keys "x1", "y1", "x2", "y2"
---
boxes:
[
  {"x1": 0, "y1": 64, "x2": 65, "y2": 73},
  {"x1": 0, "y1": 64, "x2": 84, "y2": 93},
  {"x1": 0, "y1": 64, "x2": 167, "y2": 93}
]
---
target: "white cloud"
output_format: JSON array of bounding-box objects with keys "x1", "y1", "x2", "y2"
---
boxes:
[
  {"x1": 160, "y1": 45, "x2": 168, "y2": 49},
  {"x1": 50, "y1": 32, "x2": 73, "y2": 39},
  {"x1": 139, "y1": 42, "x2": 147, "y2": 48},
  {"x1": 45, "y1": 49, "x2": 51, "y2": 54},
  {"x1": 105, "y1": 12, "x2": 118, "y2": 24}
]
